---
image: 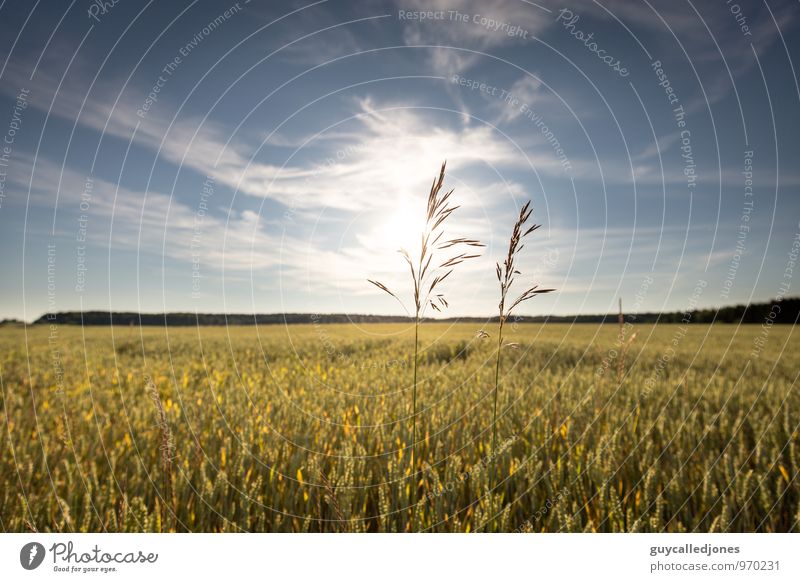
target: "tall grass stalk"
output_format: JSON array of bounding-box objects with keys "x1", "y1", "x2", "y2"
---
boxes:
[
  {"x1": 616, "y1": 298, "x2": 637, "y2": 384},
  {"x1": 146, "y1": 376, "x2": 175, "y2": 532},
  {"x1": 486, "y1": 201, "x2": 553, "y2": 531},
  {"x1": 617, "y1": 298, "x2": 624, "y2": 382},
  {"x1": 368, "y1": 161, "x2": 483, "y2": 527}
]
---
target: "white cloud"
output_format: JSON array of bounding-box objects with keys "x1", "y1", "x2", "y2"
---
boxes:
[
  {"x1": 397, "y1": 0, "x2": 553, "y2": 74},
  {"x1": 8, "y1": 154, "x2": 283, "y2": 271},
  {"x1": 487, "y1": 74, "x2": 548, "y2": 123}
]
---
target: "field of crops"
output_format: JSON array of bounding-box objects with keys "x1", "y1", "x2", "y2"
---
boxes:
[{"x1": 0, "y1": 322, "x2": 797, "y2": 532}]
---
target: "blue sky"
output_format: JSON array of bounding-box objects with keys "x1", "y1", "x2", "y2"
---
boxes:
[{"x1": 0, "y1": 0, "x2": 798, "y2": 320}]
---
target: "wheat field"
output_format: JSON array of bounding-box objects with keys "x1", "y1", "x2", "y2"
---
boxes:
[{"x1": 0, "y1": 322, "x2": 797, "y2": 532}]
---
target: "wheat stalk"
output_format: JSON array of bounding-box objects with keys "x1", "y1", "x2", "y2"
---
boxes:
[
  {"x1": 367, "y1": 161, "x2": 483, "y2": 528},
  {"x1": 318, "y1": 469, "x2": 345, "y2": 532},
  {"x1": 480, "y1": 200, "x2": 553, "y2": 531},
  {"x1": 616, "y1": 298, "x2": 637, "y2": 383},
  {"x1": 146, "y1": 376, "x2": 175, "y2": 532}
]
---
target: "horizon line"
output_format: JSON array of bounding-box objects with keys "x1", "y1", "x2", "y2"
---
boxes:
[{"x1": 4, "y1": 295, "x2": 796, "y2": 325}]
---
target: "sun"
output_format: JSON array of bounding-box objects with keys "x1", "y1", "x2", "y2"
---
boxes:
[{"x1": 376, "y1": 202, "x2": 427, "y2": 254}]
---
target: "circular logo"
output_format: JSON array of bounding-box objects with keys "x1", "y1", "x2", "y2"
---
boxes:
[{"x1": 20, "y1": 542, "x2": 46, "y2": 570}]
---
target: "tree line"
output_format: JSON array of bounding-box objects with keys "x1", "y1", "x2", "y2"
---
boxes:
[{"x1": 19, "y1": 297, "x2": 799, "y2": 326}]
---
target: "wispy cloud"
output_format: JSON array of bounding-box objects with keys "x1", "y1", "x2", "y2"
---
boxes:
[
  {"x1": 9, "y1": 153, "x2": 283, "y2": 272},
  {"x1": 396, "y1": 0, "x2": 552, "y2": 74}
]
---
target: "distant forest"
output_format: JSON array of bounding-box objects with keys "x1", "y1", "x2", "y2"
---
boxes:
[{"x1": 14, "y1": 297, "x2": 798, "y2": 326}]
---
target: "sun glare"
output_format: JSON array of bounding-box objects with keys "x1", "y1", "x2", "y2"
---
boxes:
[{"x1": 377, "y1": 203, "x2": 427, "y2": 254}]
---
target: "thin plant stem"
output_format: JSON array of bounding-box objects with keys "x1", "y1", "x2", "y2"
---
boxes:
[
  {"x1": 481, "y1": 200, "x2": 554, "y2": 532},
  {"x1": 617, "y1": 297, "x2": 624, "y2": 383},
  {"x1": 411, "y1": 307, "x2": 419, "y2": 526},
  {"x1": 410, "y1": 237, "x2": 424, "y2": 527},
  {"x1": 490, "y1": 316, "x2": 505, "y2": 532},
  {"x1": 367, "y1": 161, "x2": 484, "y2": 532}
]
